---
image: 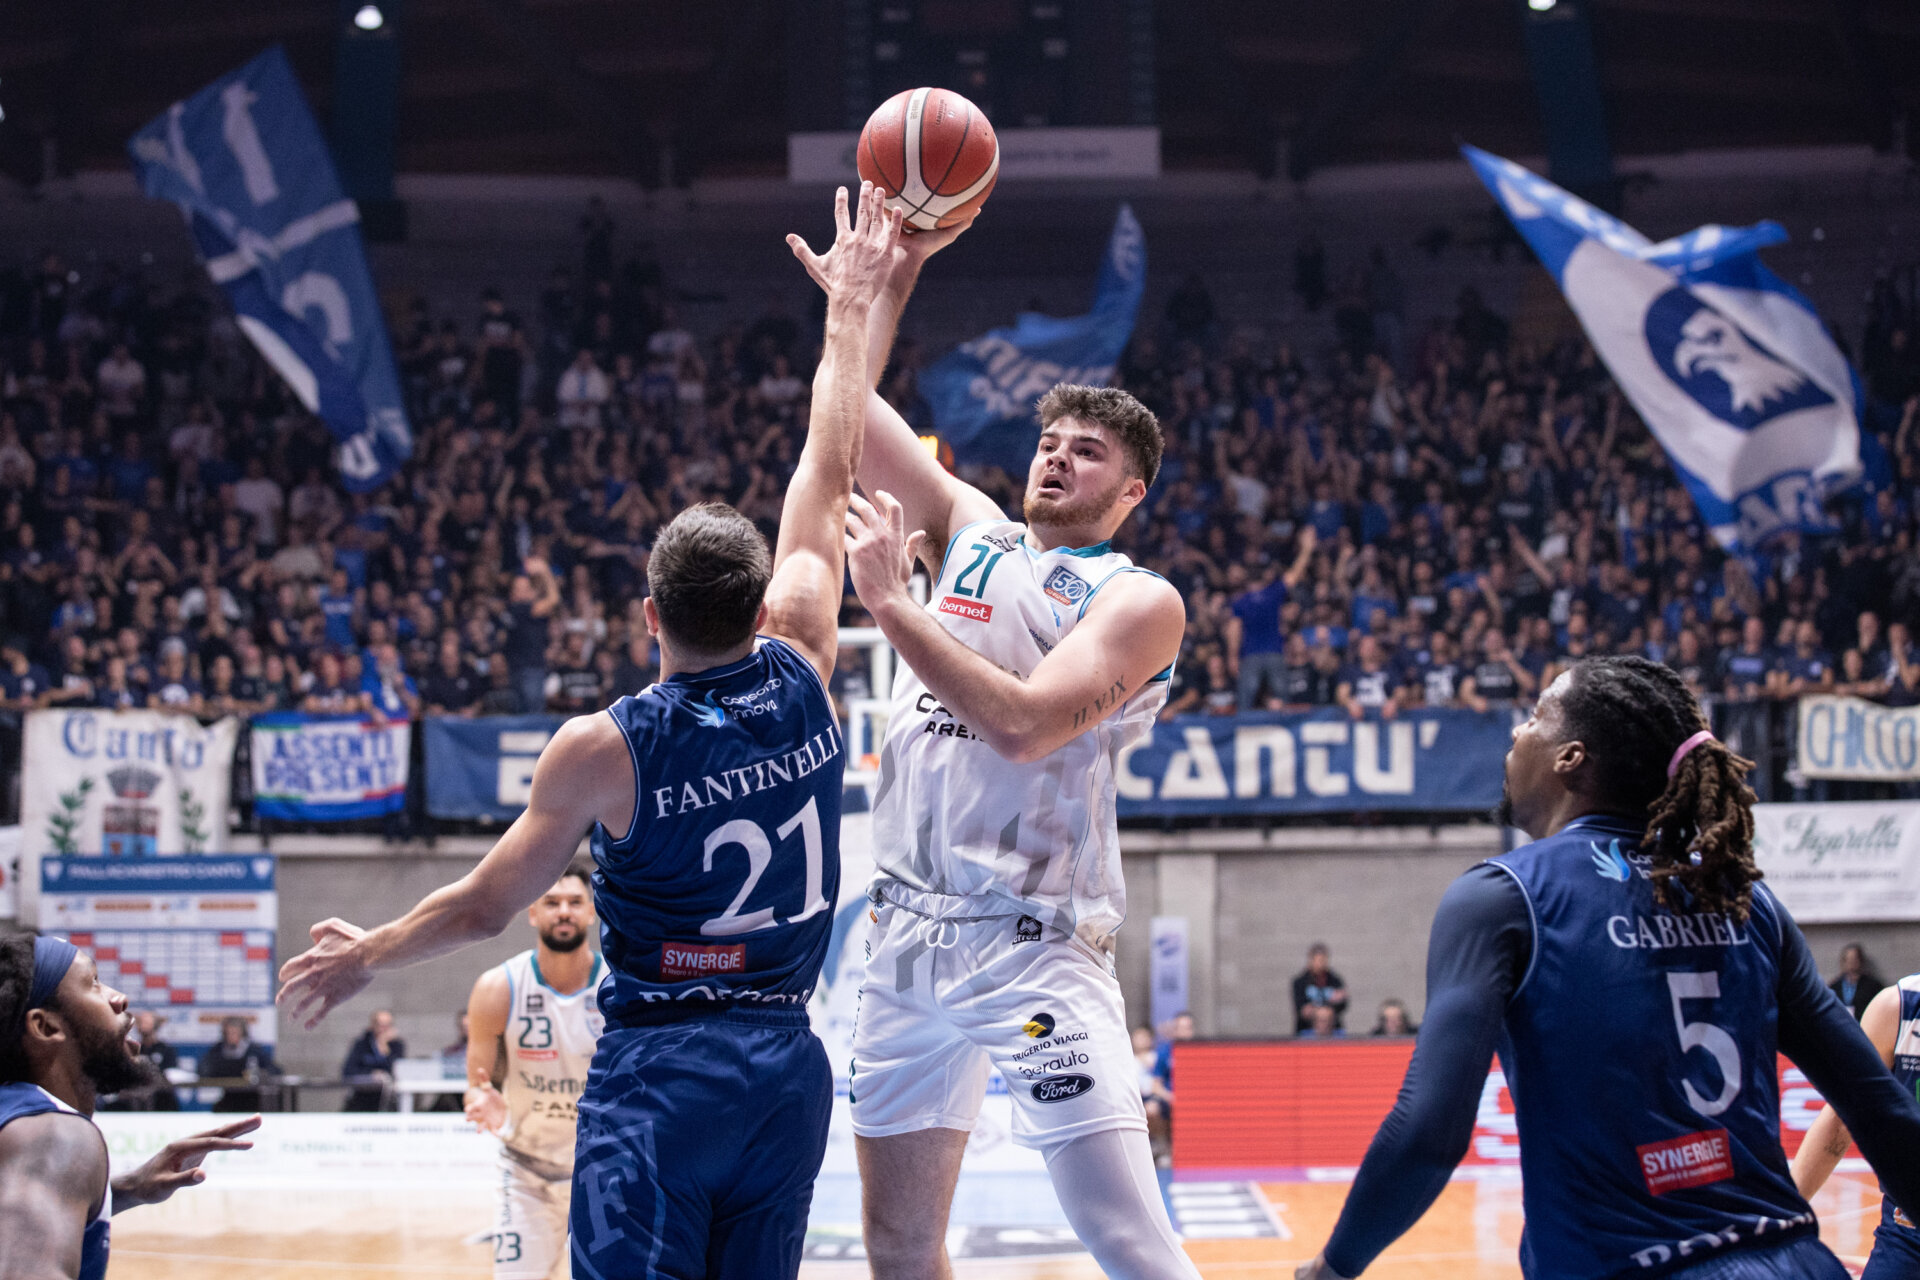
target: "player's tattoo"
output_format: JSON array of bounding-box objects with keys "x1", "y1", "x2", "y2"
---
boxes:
[
  {"x1": 1071, "y1": 677, "x2": 1130, "y2": 730},
  {"x1": 1822, "y1": 1127, "x2": 1853, "y2": 1157}
]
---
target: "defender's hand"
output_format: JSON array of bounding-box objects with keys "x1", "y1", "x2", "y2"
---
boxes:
[
  {"x1": 845, "y1": 490, "x2": 925, "y2": 612},
  {"x1": 464, "y1": 1069, "x2": 509, "y2": 1134},
  {"x1": 277, "y1": 918, "x2": 374, "y2": 1030},
  {"x1": 785, "y1": 182, "x2": 903, "y2": 308},
  {"x1": 112, "y1": 1115, "x2": 260, "y2": 1209}
]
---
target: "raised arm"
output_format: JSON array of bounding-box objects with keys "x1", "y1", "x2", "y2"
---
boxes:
[
  {"x1": 761, "y1": 182, "x2": 902, "y2": 681},
  {"x1": 846, "y1": 491, "x2": 1183, "y2": 763},
  {"x1": 277, "y1": 713, "x2": 631, "y2": 1029},
  {"x1": 791, "y1": 206, "x2": 998, "y2": 578}
]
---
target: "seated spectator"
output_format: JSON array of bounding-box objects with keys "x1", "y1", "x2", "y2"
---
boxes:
[
  {"x1": 0, "y1": 638, "x2": 51, "y2": 710},
  {"x1": 1370, "y1": 999, "x2": 1418, "y2": 1037},
  {"x1": 1338, "y1": 634, "x2": 1399, "y2": 719},
  {"x1": 1301, "y1": 1004, "x2": 1345, "y2": 1039},
  {"x1": 422, "y1": 635, "x2": 482, "y2": 715},
  {"x1": 342, "y1": 1009, "x2": 406, "y2": 1111},
  {"x1": 1830, "y1": 943, "x2": 1884, "y2": 1020},
  {"x1": 198, "y1": 1015, "x2": 279, "y2": 1113},
  {"x1": 1292, "y1": 943, "x2": 1348, "y2": 1033},
  {"x1": 147, "y1": 646, "x2": 204, "y2": 716}
]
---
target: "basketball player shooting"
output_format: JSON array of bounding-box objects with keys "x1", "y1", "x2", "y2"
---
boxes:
[
  {"x1": 1295, "y1": 656, "x2": 1920, "y2": 1280},
  {"x1": 796, "y1": 211, "x2": 1198, "y2": 1277},
  {"x1": 461, "y1": 864, "x2": 603, "y2": 1280},
  {"x1": 277, "y1": 181, "x2": 902, "y2": 1279}
]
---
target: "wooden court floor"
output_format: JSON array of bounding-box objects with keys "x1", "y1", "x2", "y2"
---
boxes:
[{"x1": 109, "y1": 1172, "x2": 1885, "y2": 1279}]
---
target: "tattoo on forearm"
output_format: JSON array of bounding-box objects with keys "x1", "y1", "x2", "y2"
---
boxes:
[
  {"x1": 1823, "y1": 1127, "x2": 1853, "y2": 1157},
  {"x1": 1071, "y1": 677, "x2": 1131, "y2": 730}
]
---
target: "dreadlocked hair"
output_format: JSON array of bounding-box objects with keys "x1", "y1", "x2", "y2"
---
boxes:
[
  {"x1": 0, "y1": 932, "x2": 39, "y2": 1083},
  {"x1": 1555, "y1": 655, "x2": 1762, "y2": 922}
]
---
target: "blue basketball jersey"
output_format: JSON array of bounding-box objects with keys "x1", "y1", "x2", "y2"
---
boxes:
[
  {"x1": 1487, "y1": 815, "x2": 1815, "y2": 1279},
  {"x1": 591, "y1": 637, "x2": 843, "y2": 1027},
  {"x1": 0, "y1": 1082, "x2": 110, "y2": 1280}
]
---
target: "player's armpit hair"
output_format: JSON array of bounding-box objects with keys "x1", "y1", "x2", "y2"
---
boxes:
[
  {"x1": 0, "y1": 932, "x2": 39, "y2": 1084},
  {"x1": 1559, "y1": 656, "x2": 1762, "y2": 922}
]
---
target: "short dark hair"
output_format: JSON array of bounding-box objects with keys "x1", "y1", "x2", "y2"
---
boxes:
[
  {"x1": 559, "y1": 860, "x2": 594, "y2": 891},
  {"x1": 647, "y1": 504, "x2": 771, "y2": 655},
  {"x1": 1036, "y1": 385, "x2": 1162, "y2": 488}
]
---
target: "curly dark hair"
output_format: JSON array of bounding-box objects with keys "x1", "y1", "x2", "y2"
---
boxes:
[
  {"x1": 0, "y1": 932, "x2": 40, "y2": 1084},
  {"x1": 1036, "y1": 384, "x2": 1163, "y2": 488},
  {"x1": 1556, "y1": 655, "x2": 1762, "y2": 921}
]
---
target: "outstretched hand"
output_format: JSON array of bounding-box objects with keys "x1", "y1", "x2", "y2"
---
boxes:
[
  {"x1": 277, "y1": 918, "x2": 374, "y2": 1030},
  {"x1": 112, "y1": 1114, "x2": 260, "y2": 1210},
  {"x1": 845, "y1": 490, "x2": 925, "y2": 611},
  {"x1": 788, "y1": 185, "x2": 974, "y2": 298},
  {"x1": 785, "y1": 182, "x2": 903, "y2": 311}
]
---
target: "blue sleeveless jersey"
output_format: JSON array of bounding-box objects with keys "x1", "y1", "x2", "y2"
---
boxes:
[
  {"x1": 0, "y1": 1082, "x2": 110, "y2": 1280},
  {"x1": 591, "y1": 637, "x2": 843, "y2": 1027},
  {"x1": 1487, "y1": 815, "x2": 1816, "y2": 1279}
]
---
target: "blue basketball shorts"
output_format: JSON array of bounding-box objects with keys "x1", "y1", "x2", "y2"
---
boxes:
[
  {"x1": 569, "y1": 1010, "x2": 831, "y2": 1280},
  {"x1": 1661, "y1": 1236, "x2": 1851, "y2": 1280},
  {"x1": 1863, "y1": 1221, "x2": 1920, "y2": 1280}
]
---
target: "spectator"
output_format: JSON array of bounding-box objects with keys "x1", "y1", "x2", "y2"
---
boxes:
[
  {"x1": 0, "y1": 637, "x2": 51, "y2": 710},
  {"x1": 556, "y1": 349, "x2": 612, "y2": 430},
  {"x1": 1302, "y1": 1004, "x2": 1345, "y2": 1039},
  {"x1": 362, "y1": 641, "x2": 421, "y2": 721},
  {"x1": 1292, "y1": 943, "x2": 1349, "y2": 1033},
  {"x1": 1338, "y1": 634, "x2": 1400, "y2": 720},
  {"x1": 1150, "y1": 1010, "x2": 1195, "y2": 1107},
  {"x1": 1830, "y1": 944, "x2": 1885, "y2": 1021},
  {"x1": 95, "y1": 342, "x2": 146, "y2": 420},
  {"x1": 198, "y1": 1015, "x2": 279, "y2": 1113},
  {"x1": 503, "y1": 557, "x2": 561, "y2": 714},
  {"x1": 1133, "y1": 1025, "x2": 1172, "y2": 1155},
  {"x1": 422, "y1": 633, "x2": 482, "y2": 715},
  {"x1": 1461, "y1": 627, "x2": 1534, "y2": 711},
  {"x1": 1370, "y1": 999, "x2": 1417, "y2": 1036},
  {"x1": 342, "y1": 1009, "x2": 407, "y2": 1111},
  {"x1": 1226, "y1": 528, "x2": 1316, "y2": 709}
]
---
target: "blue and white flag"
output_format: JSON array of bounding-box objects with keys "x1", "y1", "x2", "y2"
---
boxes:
[
  {"x1": 921, "y1": 204, "x2": 1146, "y2": 473},
  {"x1": 1465, "y1": 146, "x2": 1866, "y2": 549},
  {"x1": 127, "y1": 47, "x2": 411, "y2": 492}
]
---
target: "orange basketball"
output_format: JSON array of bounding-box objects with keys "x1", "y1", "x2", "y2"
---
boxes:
[{"x1": 856, "y1": 87, "x2": 999, "y2": 232}]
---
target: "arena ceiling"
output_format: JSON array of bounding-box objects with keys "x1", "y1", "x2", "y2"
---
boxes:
[{"x1": 2, "y1": 0, "x2": 1914, "y2": 187}]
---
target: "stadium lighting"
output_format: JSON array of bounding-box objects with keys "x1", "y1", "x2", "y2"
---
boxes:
[
  {"x1": 353, "y1": 5, "x2": 385, "y2": 31},
  {"x1": 1527, "y1": 0, "x2": 1559, "y2": 9}
]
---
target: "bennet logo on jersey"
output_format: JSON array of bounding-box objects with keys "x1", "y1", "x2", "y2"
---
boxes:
[
  {"x1": 1042, "y1": 565, "x2": 1091, "y2": 607},
  {"x1": 938, "y1": 596, "x2": 993, "y2": 623},
  {"x1": 1032, "y1": 1073, "x2": 1094, "y2": 1104},
  {"x1": 1015, "y1": 915, "x2": 1043, "y2": 943},
  {"x1": 1023, "y1": 1012, "x2": 1056, "y2": 1039},
  {"x1": 660, "y1": 941, "x2": 747, "y2": 980},
  {"x1": 1636, "y1": 1128, "x2": 1733, "y2": 1196}
]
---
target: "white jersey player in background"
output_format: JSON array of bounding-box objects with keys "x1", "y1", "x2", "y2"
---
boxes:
[
  {"x1": 462, "y1": 863, "x2": 604, "y2": 1280},
  {"x1": 803, "y1": 217, "x2": 1198, "y2": 1277}
]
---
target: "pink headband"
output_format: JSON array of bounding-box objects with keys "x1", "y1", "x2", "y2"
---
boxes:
[{"x1": 1668, "y1": 729, "x2": 1715, "y2": 778}]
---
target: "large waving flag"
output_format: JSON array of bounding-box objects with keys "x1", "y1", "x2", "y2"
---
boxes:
[
  {"x1": 1465, "y1": 146, "x2": 1867, "y2": 549},
  {"x1": 128, "y1": 47, "x2": 411, "y2": 492},
  {"x1": 921, "y1": 204, "x2": 1146, "y2": 473}
]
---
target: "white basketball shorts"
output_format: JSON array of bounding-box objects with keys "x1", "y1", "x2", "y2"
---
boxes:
[
  {"x1": 493, "y1": 1153, "x2": 571, "y2": 1280},
  {"x1": 848, "y1": 898, "x2": 1148, "y2": 1148}
]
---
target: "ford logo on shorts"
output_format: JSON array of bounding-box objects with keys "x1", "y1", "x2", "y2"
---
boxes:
[{"x1": 1031, "y1": 1073, "x2": 1094, "y2": 1104}]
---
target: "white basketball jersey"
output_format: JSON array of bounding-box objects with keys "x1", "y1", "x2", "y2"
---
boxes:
[
  {"x1": 871, "y1": 519, "x2": 1171, "y2": 942},
  {"x1": 499, "y1": 949, "x2": 605, "y2": 1173}
]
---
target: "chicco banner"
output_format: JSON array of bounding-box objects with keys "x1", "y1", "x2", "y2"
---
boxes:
[
  {"x1": 19, "y1": 710, "x2": 238, "y2": 856},
  {"x1": 251, "y1": 713, "x2": 411, "y2": 821},
  {"x1": 1796, "y1": 696, "x2": 1920, "y2": 781}
]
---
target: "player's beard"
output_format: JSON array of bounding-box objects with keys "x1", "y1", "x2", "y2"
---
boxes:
[
  {"x1": 1024, "y1": 470, "x2": 1126, "y2": 530},
  {"x1": 1494, "y1": 775, "x2": 1516, "y2": 829},
  {"x1": 74, "y1": 1008, "x2": 163, "y2": 1096},
  {"x1": 539, "y1": 923, "x2": 588, "y2": 953}
]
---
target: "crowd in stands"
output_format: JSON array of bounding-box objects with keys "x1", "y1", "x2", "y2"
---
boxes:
[{"x1": 2, "y1": 205, "x2": 1919, "y2": 815}]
